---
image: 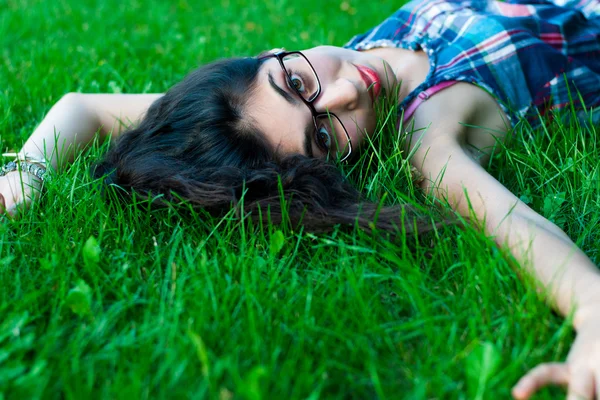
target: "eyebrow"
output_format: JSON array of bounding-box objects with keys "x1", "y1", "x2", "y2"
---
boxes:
[
  {"x1": 267, "y1": 70, "x2": 314, "y2": 157},
  {"x1": 267, "y1": 71, "x2": 298, "y2": 106}
]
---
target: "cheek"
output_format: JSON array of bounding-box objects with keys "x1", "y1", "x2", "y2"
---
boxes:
[
  {"x1": 361, "y1": 109, "x2": 377, "y2": 133},
  {"x1": 346, "y1": 110, "x2": 376, "y2": 147}
]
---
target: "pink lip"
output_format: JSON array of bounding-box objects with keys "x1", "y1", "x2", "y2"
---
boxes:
[{"x1": 355, "y1": 64, "x2": 381, "y2": 104}]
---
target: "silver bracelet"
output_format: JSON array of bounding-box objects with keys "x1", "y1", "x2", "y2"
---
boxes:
[{"x1": 0, "y1": 161, "x2": 47, "y2": 181}]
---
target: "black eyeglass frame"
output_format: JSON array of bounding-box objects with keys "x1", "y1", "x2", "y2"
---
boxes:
[{"x1": 258, "y1": 50, "x2": 353, "y2": 162}]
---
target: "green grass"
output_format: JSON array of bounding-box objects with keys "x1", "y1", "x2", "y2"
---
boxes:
[{"x1": 0, "y1": 0, "x2": 598, "y2": 398}]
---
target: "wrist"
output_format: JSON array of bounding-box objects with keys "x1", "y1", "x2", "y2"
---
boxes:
[
  {"x1": 3, "y1": 169, "x2": 43, "y2": 181},
  {"x1": 0, "y1": 161, "x2": 47, "y2": 182}
]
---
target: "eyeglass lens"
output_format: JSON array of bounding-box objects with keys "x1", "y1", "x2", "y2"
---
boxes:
[{"x1": 281, "y1": 54, "x2": 351, "y2": 159}]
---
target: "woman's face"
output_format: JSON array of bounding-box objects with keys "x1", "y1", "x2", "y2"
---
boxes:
[{"x1": 246, "y1": 45, "x2": 397, "y2": 160}]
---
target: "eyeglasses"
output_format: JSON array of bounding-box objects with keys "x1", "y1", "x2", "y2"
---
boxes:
[{"x1": 258, "y1": 50, "x2": 353, "y2": 162}]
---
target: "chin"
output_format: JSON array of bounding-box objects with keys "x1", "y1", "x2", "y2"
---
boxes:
[{"x1": 350, "y1": 130, "x2": 366, "y2": 150}]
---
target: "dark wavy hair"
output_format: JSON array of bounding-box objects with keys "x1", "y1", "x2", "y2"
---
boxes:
[{"x1": 92, "y1": 57, "x2": 438, "y2": 236}]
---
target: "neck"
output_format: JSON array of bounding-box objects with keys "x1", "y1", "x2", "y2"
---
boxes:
[{"x1": 366, "y1": 47, "x2": 431, "y2": 102}]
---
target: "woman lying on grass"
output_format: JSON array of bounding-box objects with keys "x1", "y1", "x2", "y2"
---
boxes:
[{"x1": 1, "y1": 0, "x2": 599, "y2": 397}]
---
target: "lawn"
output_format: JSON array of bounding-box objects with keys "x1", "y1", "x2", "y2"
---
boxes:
[{"x1": 0, "y1": 0, "x2": 598, "y2": 398}]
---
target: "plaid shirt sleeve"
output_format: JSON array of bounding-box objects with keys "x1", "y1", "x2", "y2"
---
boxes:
[{"x1": 344, "y1": 0, "x2": 600, "y2": 128}]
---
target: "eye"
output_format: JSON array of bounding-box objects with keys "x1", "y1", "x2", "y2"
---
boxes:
[
  {"x1": 315, "y1": 126, "x2": 331, "y2": 153},
  {"x1": 287, "y1": 72, "x2": 306, "y2": 94}
]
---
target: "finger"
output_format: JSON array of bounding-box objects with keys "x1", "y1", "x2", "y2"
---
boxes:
[
  {"x1": 0, "y1": 194, "x2": 15, "y2": 218},
  {"x1": 592, "y1": 340, "x2": 600, "y2": 399},
  {"x1": 512, "y1": 363, "x2": 569, "y2": 400},
  {"x1": 567, "y1": 368, "x2": 594, "y2": 400},
  {"x1": 0, "y1": 194, "x2": 9, "y2": 217},
  {"x1": 594, "y1": 369, "x2": 600, "y2": 399},
  {"x1": 6, "y1": 205, "x2": 17, "y2": 218}
]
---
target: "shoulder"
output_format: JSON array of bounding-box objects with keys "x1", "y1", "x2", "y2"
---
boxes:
[
  {"x1": 406, "y1": 82, "x2": 482, "y2": 143},
  {"x1": 404, "y1": 82, "x2": 510, "y2": 164}
]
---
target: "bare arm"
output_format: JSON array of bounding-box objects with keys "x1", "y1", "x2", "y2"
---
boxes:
[
  {"x1": 408, "y1": 87, "x2": 600, "y2": 399},
  {"x1": 0, "y1": 93, "x2": 162, "y2": 214},
  {"x1": 413, "y1": 136, "x2": 600, "y2": 400},
  {"x1": 413, "y1": 137, "x2": 600, "y2": 321},
  {"x1": 18, "y1": 92, "x2": 163, "y2": 169}
]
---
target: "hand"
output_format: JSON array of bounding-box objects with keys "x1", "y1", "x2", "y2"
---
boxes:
[
  {"x1": 0, "y1": 170, "x2": 43, "y2": 216},
  {"x1": 512, "y1": 311, "x2": 600, "y2": 400}
]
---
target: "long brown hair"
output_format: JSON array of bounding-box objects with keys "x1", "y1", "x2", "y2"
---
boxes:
[{"x1": 92, "y1": 57, "x2": 439, "y2": 237}]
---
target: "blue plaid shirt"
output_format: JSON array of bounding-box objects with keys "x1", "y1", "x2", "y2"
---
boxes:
[{"x1": 344, "y1": 0, "x2": 600, "y2": 128}]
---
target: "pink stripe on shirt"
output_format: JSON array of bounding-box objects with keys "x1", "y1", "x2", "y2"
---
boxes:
[{"x1": 402, "y1": 81, "x2": 458, "y2": 123}]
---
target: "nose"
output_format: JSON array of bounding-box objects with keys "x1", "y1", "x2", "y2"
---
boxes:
[{"x1": 313, "y1": 78, "x2": 359, "y2": 113}]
